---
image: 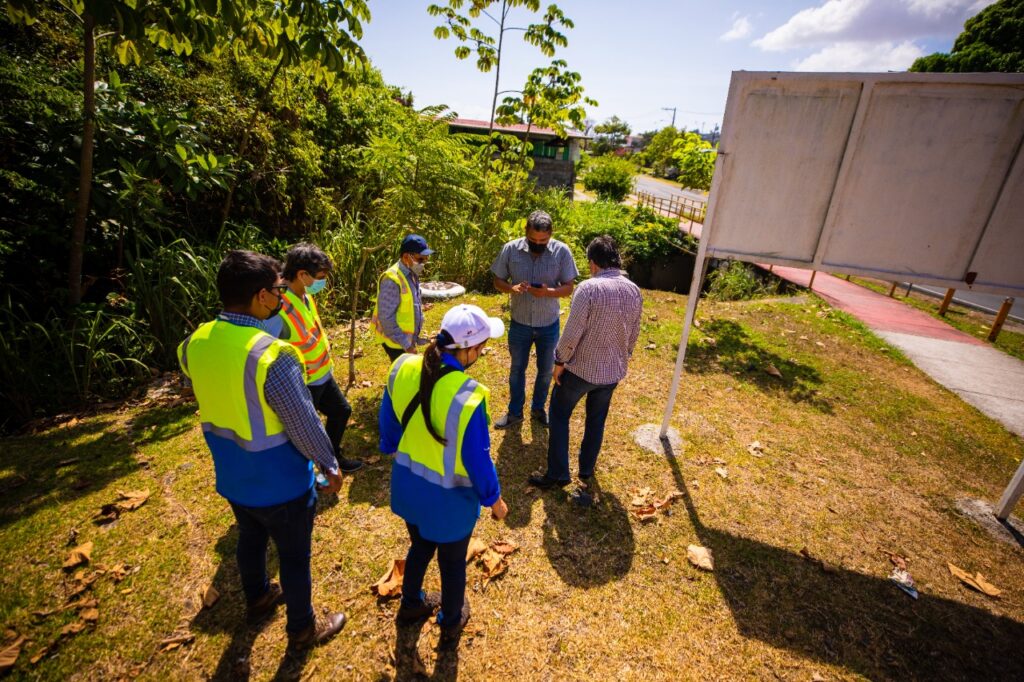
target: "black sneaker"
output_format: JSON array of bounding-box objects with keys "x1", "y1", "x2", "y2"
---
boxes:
[
  {"x1": 437, "y1": 603, "x2": 471, "y2": 651},
  {"x1": 395, "y1": 591, "x2": 441, "y2": 625},
  {"x1": 528, "y1": 472, "x2": 570, "y2": 489},
  {"x1": 531, "y1": 409, "x2": 549, "y2": 428},
  {"x1": 338, "y1": 457, "x2": 364, "y2": 473},
  {"x1": 494, "y1": 413, "x2": 524, "y2": 429}
]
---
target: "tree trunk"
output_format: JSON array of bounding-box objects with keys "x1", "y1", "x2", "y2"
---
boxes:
[
  {"x1": 487, "y1": 0, "x2": 508, "y2": 137},
  {"x1": 68, "y1": 11, "x2": 96, "y2": 305},
  {"x1": 218, "y1": 56, "x2": 287, "y2": 232},
  {"x1": 348, "y1": 243, "x2": 386, "y2": 389}
]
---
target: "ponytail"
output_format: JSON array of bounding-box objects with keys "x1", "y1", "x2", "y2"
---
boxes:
[{"x1": 418, "y1": 330, "x2": 454, "y2": 445}]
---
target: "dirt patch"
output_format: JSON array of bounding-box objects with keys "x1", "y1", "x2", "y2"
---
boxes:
[
  {"x1": 955, "y1": 497, "x2": 1024, "y2": 548},
  {"x1": 632, "y1": 424, "x2": 682, "y2": 456}
]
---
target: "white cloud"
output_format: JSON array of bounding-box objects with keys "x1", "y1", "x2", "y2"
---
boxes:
[
  {"x1": 721, "y1": 15, "x2": 753, "y2": 42},
  {"x1": 753, "y1": 0, "x2": 990, "y2": 51},
  {"x1": 792, "y1": 40, "x2": 926, "y2": 70}
]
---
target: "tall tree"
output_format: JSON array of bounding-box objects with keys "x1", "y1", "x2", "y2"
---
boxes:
[
  {"x1": 911, "y1": 0, "x2": 1023, "y2": 73},
  {"x1": 427, "y1": 0, "x2": 574, "y2": 136},
  {"x1": 672, "y1": 131, "x2": 716, "y2": 191},
  {"x1": 592, "y1": 115, "x2": 630, "y2": 155}
]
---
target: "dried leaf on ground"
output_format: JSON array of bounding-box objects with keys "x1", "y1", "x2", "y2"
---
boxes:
[
  {"x1": 714, "y1": 467, "x2": 728, "y2": 480},
  {"x1": 490, "y1": 541, "x2": 519, "y2": 556},
  {"x1": 371, "y1": 559, "x2": 406, "y2": 598},
  {"x1": 645, "y1": 342, "x2": 657, "y2": 350},
  {"x1": 523, "y1": 486, "x2": 536, "y2": 495},
  {"x1": 654, "y1": 491, "x2": 684, "y2": 509},
  {"x1": 687, "y1": 545, "x2": 714, "y2": 571},
  {"x1": 29, "y1": 643, "x2": 52, "y2": 665},
  {"x1": 764, "y1": 364, "x2": 783, "y2": 378},
  {"x1": 80, "y1": 607, "x2": 99, "y2": 623},
  {"x1": 60, "y1": 622, "x2": 85, "y2": 637},
  {"x1": 200, "y1": 584, "x2": 220, "y2": 609},
  {"x1": 465, "y1": 538, "x2": 488, "y2": 562},
  {"x1": 479, "y1": 549, "x2": 508, "y2": 583},
  {"x1": 116, "y1": 489, "x2": 150, "y2": 511},
  {"x1": 360, "y1": 380, "x2": 373, "y2": 388},
  {"x1": 948, "y1": 563, "x2": 1001, "y2": 597},
  {"x1": 159, "y1": 634, "x2": 194, "y2": 652},
  {"x1": 632, "y1": 505, "x2": 659, "y2": 522},
  {"x1": 887, "y1": 553, "x2": 908, "y2": 571},
  {"x1": 747, "y1": 441, "x2": 765, "y2": 457},
  {"x1": 67, "y1": 570, "x2": 98, "y2": 599},
  {"x1": 63, "y1": 542, "x2": 94, "y2": 570},
  {"x1": 0, "y1": 635, "x2": 26, "y2": 672},
  {"x1": 106, "y1": 564, "x2": 130, "y2": 582}
]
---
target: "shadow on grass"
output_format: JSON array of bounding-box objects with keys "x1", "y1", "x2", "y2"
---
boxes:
[
  {"x1": 686, "y1": 319, "x2": 833, "y2": 413},
  {"x1": 494, "y1": 424, "x2": 550, "y2": 530},
  {"x1": 391, "y1": 619, "x2": 461, "y2": 681},
  {"x1": 540, "y1": 477, "x2": 634, "y2": 588},
  {"x1": 0, "y1": 403, "x2": 194, "y2": 528},
  {"x1": 345, "y1": 393, "x2": 392, "y2": 508},
  {"x1": 655, "y1": 437, "x2": 1024, "y2": 680}
]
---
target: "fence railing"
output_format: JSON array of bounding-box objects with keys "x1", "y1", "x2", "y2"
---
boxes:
[{"x1": 635, "y1": 190, "x2": 707, "y2": 224}]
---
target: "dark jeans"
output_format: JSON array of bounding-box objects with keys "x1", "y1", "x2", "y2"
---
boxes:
[
  {"x1": 229, "y1": 487, "x2": 317, "y2": 634},
  {"x1": 401, "y1": 523, "x2": 472, "y2": 627},
  {"x1": 546, "y1": 370, "x2": 618, "y2": 482},
  {"x1": 507, "y1": 319, "x2": 559, "y2": 417},
  {"x1": 308, "y1": 374, "x2": 351, "y2": 456},
  {"x1": 382, "y1": 344, "x2": 404, "y2": 363}
]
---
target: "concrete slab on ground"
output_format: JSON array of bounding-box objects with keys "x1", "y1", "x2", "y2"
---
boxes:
[{"x1": 876, "y1": 331, "x2": 1024, "y2": 438}]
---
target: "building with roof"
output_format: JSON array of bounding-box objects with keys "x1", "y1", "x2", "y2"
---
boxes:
[{"x1": 447, "y1": 117, "x2": 589, "y2": 192}]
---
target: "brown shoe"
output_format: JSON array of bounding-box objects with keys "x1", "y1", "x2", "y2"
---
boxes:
[
  {"x1": 287, "y1": 611, "x2": 346, "y2": 651},
  {"x1": 246, "y1": 582, "x2": 283, "y2": 625}
]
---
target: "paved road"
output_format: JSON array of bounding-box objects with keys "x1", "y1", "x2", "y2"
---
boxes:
[
  {"x1": 632, "y1": 174, "x2": 707, "y2": 204},
  {"x1": 905, "y1": 284, "x2": 1023, "y2": 324}
]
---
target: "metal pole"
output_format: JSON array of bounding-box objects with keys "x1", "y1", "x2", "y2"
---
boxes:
[
  {"x1": 988, "y1": 297, "x2": 1014, "y2": 342},
  {"x1": 995, "y1": 458, "x2": 1024, "y2": 520},
  {"x1": 905, "y1": 282, "x2": 913, "y2": 296},
  {"x1": 660, "y1": 248, "x2": 711, "y2": 438},
  {"x1": 888, "y1": 282, "x2": 898, "y2": 297},
  {"x1": 938, "y1": 288, "x2": 956, "y2": 316}
]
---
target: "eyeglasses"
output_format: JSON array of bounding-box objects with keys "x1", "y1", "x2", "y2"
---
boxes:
[
  {"x1": 266, "y1": 284, "x2": 289, "y2": 294},
  {"x1": 412, "y1": 255, "x2": 429, "y2": 264}
]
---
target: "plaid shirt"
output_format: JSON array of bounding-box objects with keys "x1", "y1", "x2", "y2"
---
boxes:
[
  {"x1": 554, "y1": 269, "x2": 643, "y2": 385},
  {"x1": 218, "y1": 312, "x2": 339, "y2": 475}
]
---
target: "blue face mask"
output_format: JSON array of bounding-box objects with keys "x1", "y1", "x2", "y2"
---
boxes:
[{"x1": 306, "y1": 277, "x2": 327, "y2": 295}]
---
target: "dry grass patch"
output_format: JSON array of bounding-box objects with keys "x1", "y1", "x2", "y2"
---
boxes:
[{"x1": 1, "y1": 291, "x2": 1022, "y2": 681}]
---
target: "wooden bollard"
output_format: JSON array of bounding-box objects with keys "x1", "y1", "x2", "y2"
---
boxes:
[
  {"x1": 888, "y1": 282, "x2": 898, "y2": 297},
  {"x1": 808, "y1": 270, "x2": 817, "y2": 289},
  {"x1": 988, "y1": 298, "x2": 1015, "y2": 342},
  {"x1": 938, "y1": 288, "x2": 955, "y2": 317}
]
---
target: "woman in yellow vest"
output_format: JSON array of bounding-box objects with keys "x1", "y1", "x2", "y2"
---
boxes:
[
  {"x1": 267, "y1": 243, "x2": 362, "y2": 472},
  {"x1": 379, "y1": 304, "x2": 508, "y2": 650}
]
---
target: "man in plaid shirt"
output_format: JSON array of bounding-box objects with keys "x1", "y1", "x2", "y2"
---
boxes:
[{"x1": 528, "y1": 236, "x2": 643, "y2": 493}]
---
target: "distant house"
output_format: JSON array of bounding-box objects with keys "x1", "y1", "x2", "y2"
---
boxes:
[{"x1": 447, "y1": 117, "x2": 589, "y2": 192}]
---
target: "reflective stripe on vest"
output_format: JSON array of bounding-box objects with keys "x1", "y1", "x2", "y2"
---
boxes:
[
  {"x1": 279, "y1": 290, "x2": 332, "y2": 384},
  {"x1": 372, "y1": 263, "x2": 416, "y2": 349},
  {"x1": 177, "y1": 320, "x2": 296, "y2": 451},
  {"x1": 386, "y1": 354, "x2": 487, "y2": 490}
]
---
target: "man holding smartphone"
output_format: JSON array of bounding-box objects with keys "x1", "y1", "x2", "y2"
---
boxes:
[{"x1": 490, "y1": 210, "x2": 579, "y2": 429}]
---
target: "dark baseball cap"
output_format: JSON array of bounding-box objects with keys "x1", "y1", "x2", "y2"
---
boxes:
[{"x1": 400, "y1": 234, "x2": 434, "y2": 256}]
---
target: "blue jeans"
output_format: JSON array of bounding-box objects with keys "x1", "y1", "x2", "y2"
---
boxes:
[
  {"x1": 507, "y1": 319, "x2": 560, "y2": 417},
  {"x1": 546, "y1": 370, "x2": 618, "y2": 482},
  {"x1": 229, "y1": 486, "x2": 317, "y2": 634},
  {"x1": 401, "y1": 523, "x2": 472, "y2": 627}
]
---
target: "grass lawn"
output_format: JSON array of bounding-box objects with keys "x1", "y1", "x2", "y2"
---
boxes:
[
  {"x1": 2, "y1": 290, "x2": 1023, "y2": 680},
  {"x1": 849, "y1": 276, "x2": 1024, "y2": 362}
]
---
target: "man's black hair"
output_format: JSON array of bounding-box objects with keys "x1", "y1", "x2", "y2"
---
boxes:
[
  {"x1": 217, "y1": 250, "x2": 281, "y2": 308},
  {"x1": 282, "y1": 242, "x2": 333, "y2": 281},
  {"x1": 526, "y1": 209, "x2": 553, "y2": 233},
  {"x1": 586, "y1": 235, "x2": 622, "y2": 269}
]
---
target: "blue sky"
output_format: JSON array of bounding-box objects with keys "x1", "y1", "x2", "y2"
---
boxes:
[{"x1": 360, "y1": 1, "x2": 991, "y2": 134}]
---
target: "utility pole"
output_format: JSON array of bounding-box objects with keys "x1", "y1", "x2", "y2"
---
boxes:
[{"x1": 661, "y1": 107, "x2": 676, "y2": 128}]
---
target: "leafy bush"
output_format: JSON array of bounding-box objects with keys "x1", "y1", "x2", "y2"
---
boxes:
[
  {"x1": 581, "y1": 155, "x2": 635, "y2": 202},
  {"x1": 706, "y1": 261, "x2": 778, "y2": 301}
]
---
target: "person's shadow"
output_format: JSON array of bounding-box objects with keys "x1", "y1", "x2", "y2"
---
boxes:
[
  {"x1": 493, "y1": 422, "x2": 549, "y2": 529},
  {"x1": 655, "y1": 436, "x2": 1024, "y2": 680},
  {"x1": 539, "y1": 476, "x2": 634, "y2": 587},
  {"x1": 190, "y1": 526, "x2": 313, "y2": 681},
  {"x1": 391, "y1": 619, "x2": 461, "y2": 681}
]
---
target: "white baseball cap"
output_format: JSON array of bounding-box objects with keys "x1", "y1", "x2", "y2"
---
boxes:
[{"x1": 440, "y1": 304, "x2": 505, "y2": 349}]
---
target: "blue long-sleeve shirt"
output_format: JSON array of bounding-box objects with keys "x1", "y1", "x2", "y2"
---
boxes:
[{"x1": 379, "y1": 353, "x2": 500, "y2": 542}]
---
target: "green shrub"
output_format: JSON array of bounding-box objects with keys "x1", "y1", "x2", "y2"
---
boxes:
[
  {"x1": 581, "y1": 156, "x2": 635, "y2": 202},
  {"x1": 706, "y1": 261, "x2": 778, "y2": 301}
]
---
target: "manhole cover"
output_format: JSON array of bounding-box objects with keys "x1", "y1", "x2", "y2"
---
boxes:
[{"x1": 420, "y1": 281, "x2": 466, "y2": 300}]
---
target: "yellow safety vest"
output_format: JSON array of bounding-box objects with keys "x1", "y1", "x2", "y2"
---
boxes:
[
  {"x1": 177, "y1": 319, "x2": 297, "y2": 450},
  {"x1": 372, "y1": 262, "x2": 417, "y2": 349},
  {"x1": 386, "y1": 354, "x2": 489, "y2": 489},
  {"x1": 279, "y1": 289, "x2": 333, "y2": 384}
]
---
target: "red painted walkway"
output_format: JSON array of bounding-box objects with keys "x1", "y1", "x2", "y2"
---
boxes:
[{"x1": 767, "y1": 266, "x2": 987, "y2": 346}]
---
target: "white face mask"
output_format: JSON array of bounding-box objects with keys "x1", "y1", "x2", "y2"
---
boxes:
[{"x1": 409, "y1": 261, "x2": 426, "y2": 277}]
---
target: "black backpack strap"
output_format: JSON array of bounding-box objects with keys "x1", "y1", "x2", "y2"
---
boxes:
[{"x1": 400, "y1": 364, "x2": 458, "y2": 431}]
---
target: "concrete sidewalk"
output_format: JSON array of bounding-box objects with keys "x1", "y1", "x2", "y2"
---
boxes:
[{"x1": 768, "y1": 266, "x2": 1024, "y2": 438}]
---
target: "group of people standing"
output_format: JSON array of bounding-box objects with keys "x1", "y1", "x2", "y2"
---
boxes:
[{"x1": 177, "y1": 209, "x2": 643, "y2": 657}]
